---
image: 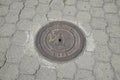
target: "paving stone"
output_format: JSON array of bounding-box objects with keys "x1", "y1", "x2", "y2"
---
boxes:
[
  {"x1": 17, "y1": 19, "x2": 33, "y2": 31},
  {"x1": 77, "y1": 1, "x2": 90, "y2": 11},
  {"x1": 116, "y1": 0, "x2": 120, "y2": 7},
  {"x1": 64, "y1": 0, "x2": 76, "y2": 5},
  {"x1": 82, "y1": 0, "x2": 90, "y2": 1},
  {"x1": 58, "y1": 78, "x2": 72, "y2": 80},
  {"x1": 75, "y1": 52, "x2": 95, "y2": 70},
  {"x1": 0, "y1": 63, "x2": 19, "y2": 80},
  {"x1": 0, "y1": 23, "x2": 16, "y2": 37},
  {"x1": 94, "y1": 45, "x2": 111, "y2": 62},
  {"x1": 105, "y1": 14, "x2": 120, "y2": 25},
  {"x1": 79, "y1": 23, "x2": 92, "y2": 36},
  {"x1": 91, "y1": 18, "x2": 107, "y2": 30},
  {"x1": 93, "y1": 30, "x2": 108, "y2": 45},
  {"x1": 104, "y1": 3, "x2": 118, "y2": 13},
  {"x1": 0, "y1": 17, "x2": 5, "y2": 26},
  {"x1": 77, "y1": 11, "x2": 91, "y2": 23},
  {"x1": 116, "y1": 73, "x2": 120, "y2": 80},
  {"x1": 111, "y1": 54, "x2": 120, "y2": 77},
  {"x1": 39, "y1": 0, "x2": 51, "y2": 4},
  {"x1": 108, "y1": 38, "x2": 120, "y2": 54},
  {"x1": 36, "y1": 67, "x2": 56, "y2": 80},
  {"x1": 10, "y1": 1, "x2": 23, "y2": 10},
  {"x1": 33, "y1": 14, "x2": 47, "y2": 26},
  {"x1": 25, "y1": 0, "x2": 38, "y2": 8},
  {"x1": 50, "y1": 0, "x2": 64, "y2": 10},
  {"x1": 0, "y1": 17, "x2": 5, "y2": 27},
  {"x1": 104, "y1": 0, "x2": 114, "y2": 2},
  {"x1": 6, "y1": 45, "x2": 25, "y2": 63},
  {"x1": 0, "y1": 38, "x2": 10, "y2": 52},
  {"x1": 12, "y1": 31, "x2": 29, "y2": 46},
  {"x1": 86, "y1": 34, "x2": 96, "y2": 52},
  {"x1": 94, "y1": 62, "x2": 114, "y2": 80},
  {"x1": 20, "y1": 7, "x2": 35, "y2": 19},
  {"x1": 63, "y1": 5, "x2": 77, "y2": 16},
  {"x1": 18, "y1": 74, "x2": 35, "y2": 80},
  {"x1": 0, "y1": 6, "x2": 8, "y2": 16},
  {"x1": 48, "y1": 10, "x2": 62, "y2": 20},
  {"x1": 0, "y1": 52, "x2": 6, "y2": 67},
  {"x1": 119, "y1": 10, "x2": 120, "y2": 16},
  {"x1": 90, "y1": 7, "x2": 104, "y2": 18},
  {"x1": 57, "y1": 62, "x2": 76, "y2": 79},
  {"x1": 90, "y1": 0, "x2": 104, "y2": 7},
  {"x1": 107, "y1": 25, "x2": 120, "y2": 37},
  {"x1": 19, "y1": 55, "x2": 39, "y2": 74},
  {"x1": 0, "y1": 0, "x2": 14, "y2": 5},
  {"x1": 5, "y1": 10, "x2": 19, "y2": 23},
  {"x1": 36, "y1": 4, "x2": 49, "y2": 15},
  {"x1": 75, "y1": 69, "x2": 95, "y2": 80},
  {"x1": 62, "y1": 15, "x2": 77, "y2": 24}
]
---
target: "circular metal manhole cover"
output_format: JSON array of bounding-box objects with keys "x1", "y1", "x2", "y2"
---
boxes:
[{"x1": 36, "y1": 21, "x2": 86, "y2": 61}]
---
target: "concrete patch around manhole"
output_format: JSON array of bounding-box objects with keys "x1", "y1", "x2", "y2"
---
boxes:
[{"x1": 35, "y1": 21, "x2": 86, "y2": 62}]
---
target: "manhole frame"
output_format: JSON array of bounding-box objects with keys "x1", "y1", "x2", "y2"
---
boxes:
[{"x1": 35, "y1": 21, "x2": 86, "y2": 62}]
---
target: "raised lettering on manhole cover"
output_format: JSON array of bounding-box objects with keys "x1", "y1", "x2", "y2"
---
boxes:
[{"x1": 36, "y1": 21, "x2": 86, "y2": 61}]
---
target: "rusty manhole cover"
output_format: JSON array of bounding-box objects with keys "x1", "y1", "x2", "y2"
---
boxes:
[{"x1": 36, "y1": 21, "x2": 86, "y2": 61}]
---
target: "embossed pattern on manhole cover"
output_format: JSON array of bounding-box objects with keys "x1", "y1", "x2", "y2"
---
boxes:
[{"x1": 36, "y1": 21, "x2": 86, "y2": 61}]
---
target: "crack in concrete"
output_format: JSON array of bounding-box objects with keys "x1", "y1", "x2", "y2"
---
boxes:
[
  {"x1": 49, "y1": 0, "x2": 53, "y2": 5},
  {"x1": 16, "y1": 1, "x2": 25, "y2": 24},
  {"x1": 0, "y1": 38, "x2": 12, "y2": 69}
]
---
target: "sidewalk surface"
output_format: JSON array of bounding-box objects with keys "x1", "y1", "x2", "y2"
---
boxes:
[{"x1": 0, "y1": 0, "x2": 120, "y2": 80}]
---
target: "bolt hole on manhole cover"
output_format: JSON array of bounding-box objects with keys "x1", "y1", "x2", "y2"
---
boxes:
[{"x1": 35, "y1": 21, "x2": 86, "y2": 62}]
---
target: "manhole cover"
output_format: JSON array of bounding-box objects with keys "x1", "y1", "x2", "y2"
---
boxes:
[{"x1": 36, "y1": 21, "x2": 86, "y2": 61}]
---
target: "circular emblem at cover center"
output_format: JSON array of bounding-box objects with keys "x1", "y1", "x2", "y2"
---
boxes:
[{"x1": 36, "y1": 21, "x2": 86, "y2": 61}]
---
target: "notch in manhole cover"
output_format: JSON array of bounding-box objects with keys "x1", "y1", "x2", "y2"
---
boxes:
[{"x1": 35, "y1": 21, "x2": 86, "y2": 61}]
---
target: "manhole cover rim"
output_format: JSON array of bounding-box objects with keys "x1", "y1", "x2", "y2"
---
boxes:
[{"x1": 35, "y1": 21, "x2": 86, "y2": 62}]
